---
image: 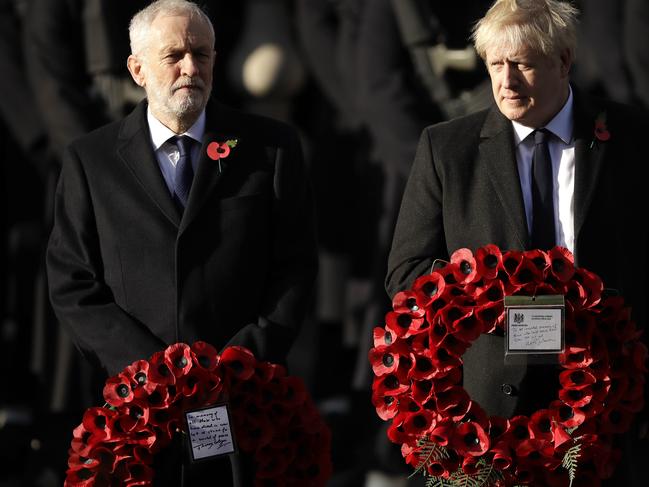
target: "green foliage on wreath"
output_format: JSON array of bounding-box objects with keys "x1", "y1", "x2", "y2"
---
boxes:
[
  {"x1": 561, "y1": 442, "x2": 582, "y2": 487},
  {"x1": 413, "y1": 438, "x2": 504, "y2": 487}
]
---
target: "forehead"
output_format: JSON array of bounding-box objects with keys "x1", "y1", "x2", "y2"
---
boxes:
[
  {"x1": 485, "y1": 43, "x2": 539, "y2": 62},
  {"x1": 149, "y1": 13, "x2": 213, "y2": 50}
]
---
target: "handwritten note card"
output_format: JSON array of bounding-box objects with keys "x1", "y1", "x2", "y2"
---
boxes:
[
  {"x1": 185, "y1": 404, "x2": 235, "y2": 461},
  {"x1": 507, "y1": 307, "x2": 563, "y2": 352}
]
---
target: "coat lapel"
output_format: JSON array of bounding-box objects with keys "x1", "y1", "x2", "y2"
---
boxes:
[
  {"x1": 117, "y1": 102, "x2": 181, "y2": 227},
  {"x1": 179, "y1": 102, "x2": 240, "y2": 234},
  {"x1": 572, "y1": 90, "x2": 607, "y2": 246},
  {"x1": 480, "y1": 107, "x2": 529, "y2": 249}
]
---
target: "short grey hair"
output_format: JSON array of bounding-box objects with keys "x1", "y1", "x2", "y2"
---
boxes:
[
  {"x1": 129, "y1": 0, "x2": 215, "y2": 56},
  {"x1": 472, "y1": 0, "x2": 579, "y2": 60}
]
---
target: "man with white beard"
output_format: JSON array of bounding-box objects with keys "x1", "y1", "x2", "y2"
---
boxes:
[{"x1": 46, "y1": 1, "x2": 317, "y2": 484}]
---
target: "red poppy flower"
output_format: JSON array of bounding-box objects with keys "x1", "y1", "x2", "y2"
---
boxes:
[
  {"x1": 435, "y1": 386, "x2": 471, "y2": 421},
  {"x1": 476, "y1": 279, "x2": 505, "y2": 306},
  {"x1": 450, "y1": 248, "x2": 478, "y2": 284},
  {"x1": 387, "y1": 413, "x2": 417, "y2": 447},
  {"x1": 452, "y1": 422, "x2": 490, "y2": 456},
  {"x1": 103, "y1": 373, "x2": 134, "y2": 407},
  {"x1": 600, "y1": 405, "x2": 635, "y2": 434},
  {"x1": 148, "y1": 350, "x2": 176, "y2": 386},
  {"x1": 449, "y1": 309, "x2": 482, "y2": 343},
  {"x1": 372, "y1": 368, "x2": 409, "y2": 397},
  {"x1": 476, "y1": 300, "x2": 504, "y2": 333},
  {"x1": 114, "y1": 458, "x2": 155, "y2": 485},
  {"x1": 372, "y1": 389, "x2": 401, "y2": 420},
  {"x1": 593, "y1": 115, "x2": 610, "y2": 142},
  {"x1": 369, "y1": 340, "x2": 410, "y2": 376},
  {"x1": 402, "y1": 409, "x2": 436, "y2": 437},
  {"x1": 122, "y1": 361, "x2": 155, "y2": 399},
  {"x1": 81, "y1": 407, "x2": 117, "y2": 444},
  {"x1": 490, "y1": 442, "x2": 513, "y2": 470},
  {"x1": 207, "y1": 141, "x2": 231, "y2": 160},
  {"x1": 392, "y1": 290, "x2": 426, "y2": 317},
  {"x1": 190, "y1": 341, "x2": 219, "y2": 371},
  {"x1": 501, "y1": 250, "x2": 524, "y2": 279},
  {"x1": 573, "y1": 268, "x2": 603, "y2": 308},
  {"x1": 524, "y1": 248, "x2": 551, "y2": 275},
  {"x1": 373, "y1": 326, "x2": 394, "y2": 347},
  {"x1": 475, "y1": 244, "x2": 503, "y2": 280},
  {"x1": 164, "y1": 343, "x2": 193, "y2": 379},
  {"x1": 385, "y1": 310, "x2": 425, "y2": 338},
  {"x1": 487, "y1": 416, "x2": 509, "y2": 443},
  {"x1": 461, "y1": 455, "x2": 481, "y2": 475},
  {"x1": 508, "y1": 254, "x2": 544, "y2": 287},
  {"x1": 430, "y1": 337, "x2": 463, "y2": 373},
  {"x1": 432, "y1": 367, "x2": 462, "y2": 393},
  {"x1": 548, "y1": 247, "x2": 575, "y2": 282},
  {"x1": 408, "y1": 354, "x2": 438, "y2": 381},
  {"x1": 559, "y1": 369, "x2": 596, "y2": 390},
  {"x1": 515, "y1": 438, "x2": 558, "y2": 469},
  {"x1": 560, "y1": 346, "x2": 594, "y2": 369},
  {"x1": 220, "y1": 346, "x2": 256, "y2": 381},
  {"x1": 428, "y1": 418, "x2": 455, "y2": 446},
  {"x1": 549, "y1": 400, "x2": 586, "y2": 428},
  {"x1": 506, "y1": 415, "x2": 531, "y2": 442},
  {"x1": 412, "y1": 272, "x2": 446, "y2": 308},
  {"x1": 528, "y1": 409, "x2": 555, "y2": 442},
  {"x1": 559, "y1": 384, "x2": 593, "y2": 408}
]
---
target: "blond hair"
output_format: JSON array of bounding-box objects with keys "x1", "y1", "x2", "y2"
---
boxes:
[
  {"x1": 472, "y1": 0, "x2": 579, "y2": 60},
  {"x1": 129, "y1": 0, "x2": 214, "y2": 56}
]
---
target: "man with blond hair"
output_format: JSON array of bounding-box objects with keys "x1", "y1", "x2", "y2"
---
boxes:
[
  {"x1": 387, "y1": 0, "x2": 647, "y2": 484},
  {"x1": 47, "y1": 0, "x2": 317, "y2": 484}
]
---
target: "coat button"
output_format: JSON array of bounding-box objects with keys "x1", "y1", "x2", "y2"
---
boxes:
[{"x1": 501, "y1": 383, "x2": 515, "y2": 396}]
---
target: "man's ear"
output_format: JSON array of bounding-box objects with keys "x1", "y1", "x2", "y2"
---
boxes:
[
  {"x1": 127, "y1": 55, "x2": 146, "y2": 87},
  {"x1": 558, "y1": 48, "x2": 573, "y2": 78}
]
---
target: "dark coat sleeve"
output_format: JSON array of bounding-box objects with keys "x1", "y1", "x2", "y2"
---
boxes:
[
  {"x1": 46, "y1": 144, "x2": 168, "y2": 376},
  {"x1": 385, "y1": 126, "x2": 447, "y2": 297}
]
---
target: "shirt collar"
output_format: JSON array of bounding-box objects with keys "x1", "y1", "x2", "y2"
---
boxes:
[
  {"x1": 511, "y1": 85, "x2": 574, "y2": 146},
  {"x1": 147, "y1": 107, "x2": 206, "y2": 150}
]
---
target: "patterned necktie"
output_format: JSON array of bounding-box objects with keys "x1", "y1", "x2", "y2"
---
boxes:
[
  {"x1": 171, "y1": 135, "x2": 194, "y2": 208},
  {"x1": 530, "y1": 129, "x2": 555, "y2": 250}
]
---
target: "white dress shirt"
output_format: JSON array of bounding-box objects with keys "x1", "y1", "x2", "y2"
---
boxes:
[
  {"x1": 147, "y1": 108, "x2": 206, "y2": 196},
  {"x1": 511, "y1": 87, "x2": 576, "y2": 253}
]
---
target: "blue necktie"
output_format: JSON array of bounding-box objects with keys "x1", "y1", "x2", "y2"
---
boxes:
[
  {"x1": 172, "y1": 136, "x2": 194, "y2": 208},
  {"x1": 530, "y1": 129, "x2": 555, "y2": 250}
]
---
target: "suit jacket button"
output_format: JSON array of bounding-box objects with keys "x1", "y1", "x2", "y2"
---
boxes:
[{"x1": 501, "y1": 383, "x2": 515, "y2": 396}]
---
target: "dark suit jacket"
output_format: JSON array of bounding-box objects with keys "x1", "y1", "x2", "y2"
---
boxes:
[
  {"x1": 46, "y1": 99, "x2": 318, "y2": 377},
  {"x1": 386, "y1": 88, "x2": 648, "y2": 419}
]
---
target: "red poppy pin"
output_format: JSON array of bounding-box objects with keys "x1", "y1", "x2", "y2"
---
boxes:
[
  {"x1": 590, "y1": 111, "x2": 610, "y2": 148},
  {"x1": 207, "y1": 138, "x2": 238, "y2": 172}
]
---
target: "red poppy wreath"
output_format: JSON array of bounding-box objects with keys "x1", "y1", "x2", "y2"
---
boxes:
[
  {"x1": 65, "y1": 343, "x2": 332, "y2": 486},
  {"x1": 370, "y1": 245, "x2": 647, "y2": 487}
]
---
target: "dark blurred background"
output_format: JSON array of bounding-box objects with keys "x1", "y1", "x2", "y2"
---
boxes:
[{"x1": 1, "y1": 0, "x2": 647, "y2": 486}]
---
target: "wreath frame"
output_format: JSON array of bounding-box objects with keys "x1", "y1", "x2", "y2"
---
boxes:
[
  {"x1": 65, "y1": 343, "x2": 332, "y2": 486},
  {"x1": 371, "y1": 245, "x2": 647, "y2": 486}
]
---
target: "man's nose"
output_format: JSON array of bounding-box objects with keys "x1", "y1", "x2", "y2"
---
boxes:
[
  {"x1": 180, "y1": 54, "x2": 199, "y2": 77},
  {"x1": 502, "y1": 63, "x2": 518, "y2": 89}
]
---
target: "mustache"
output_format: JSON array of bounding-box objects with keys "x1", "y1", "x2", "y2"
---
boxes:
[{"x1": 172, "y1": 77, "x2": 206, "y2": 92}]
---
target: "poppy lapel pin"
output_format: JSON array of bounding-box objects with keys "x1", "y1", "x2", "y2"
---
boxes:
[
  {"x1": 590, "y1": 111, "x2": 610, "y2": 149},
  {"x1": 207, "y1": 138, "x2": 238, "y2": 172}
]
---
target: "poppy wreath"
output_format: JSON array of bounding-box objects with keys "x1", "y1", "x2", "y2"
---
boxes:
[
  {"x1": 65, "y1": 343, "x2": 332, "y2": 486},
  {"x1": 370, "y1": 245, "x2": 647, "y2": 486}
]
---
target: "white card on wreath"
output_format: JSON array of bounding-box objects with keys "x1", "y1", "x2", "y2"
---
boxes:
[
  {"x1": 185, "y1": 403, "x2": 236, "y2": 461},
  {"x1": 504, "y1": 295, "x2": 565, "y2": 357}
]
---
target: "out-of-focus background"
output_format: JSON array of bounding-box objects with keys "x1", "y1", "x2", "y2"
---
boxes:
[{"x1": 1, "y1": 0, "x2": 648, "y2": 485}]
